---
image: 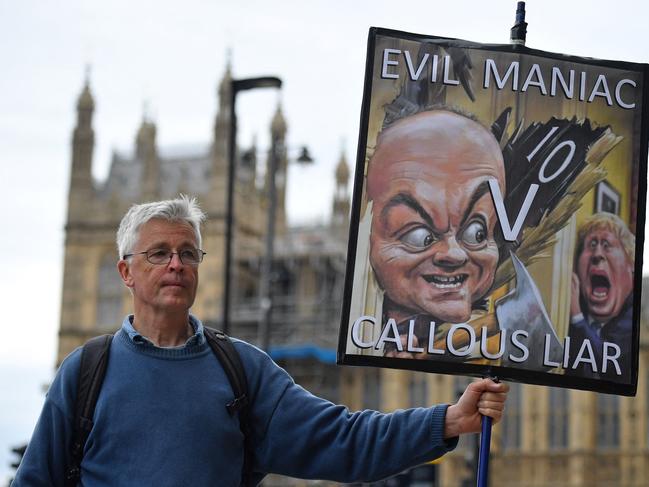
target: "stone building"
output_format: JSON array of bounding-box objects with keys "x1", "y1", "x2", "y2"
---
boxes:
[{"x1": 58, "y1": 65, "x2": 648, "y2": 487}]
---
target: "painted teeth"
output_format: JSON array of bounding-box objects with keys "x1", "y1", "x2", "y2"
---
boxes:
[
  {"x1": 427, "y1": 275, "x2": 466, "y2": 288},
  {"x1": 434, "y1": 276, "x2": 462, "y2": 283}
]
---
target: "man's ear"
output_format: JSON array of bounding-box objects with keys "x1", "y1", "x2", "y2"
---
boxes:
[{"x1": 117, "y1": 259, "x2": 135, "y2": 289}]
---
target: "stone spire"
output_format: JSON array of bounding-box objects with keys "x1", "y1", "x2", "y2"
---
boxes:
[
  {"x1": 68, "y1": 74, "x2": 96, "y2": 223},
  {"x1": 209, "y1": 59, "x2": 233, "y2": 211},
  {"x1": 332, "y1": 149, "x2": 351, "y2": 230},
  {"x1": 266, "y1": 103, "x2": 288, "y2": 233},
  {"x1": 135, "y1": 112, "x2": 159, "y2": 201},
  {"x1": 212, "y1": 59, "x2": 232, "y2": 163}
]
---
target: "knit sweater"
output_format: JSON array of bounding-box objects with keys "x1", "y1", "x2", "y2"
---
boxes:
[{"x1": 14, "y1": 316, "x2": 457, "y2": 486}]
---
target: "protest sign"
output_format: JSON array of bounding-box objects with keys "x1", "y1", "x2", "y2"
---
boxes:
[{"x1": 338, "y1": 27, "x2": 649, "y2": 396}]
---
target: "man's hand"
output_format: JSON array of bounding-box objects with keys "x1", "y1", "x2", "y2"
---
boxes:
[
  {"x1": 444, "y1": 379, "x2": 509, "y2": 438},
  {"x1": 571, "y1": 272, "x2": 582, "y2": 317}
]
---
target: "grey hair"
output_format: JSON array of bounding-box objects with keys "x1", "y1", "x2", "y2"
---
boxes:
[{"x1": 116, "y1": 195, "x2": 207, "y2": 258}]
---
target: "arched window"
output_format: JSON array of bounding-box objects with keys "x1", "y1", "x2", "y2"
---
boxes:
[
  {"x1": 409, "y1": 372, "x2": 428, "y2": 407},
  {"x1": 96, "y1": 253, "x2": 124, "y2": 330},
  {"x1": 501, "y1": 382, "x2": 522, "y2": 450},
  {"x1": 362, "y1": 368, "x2": 380, "y2": 410},
  {"x1": 596, "y1": 393, "x2": 620, "y2": 449},
  {"x1": 548, "y1": 387, "x2": 569, "y2": 448}
]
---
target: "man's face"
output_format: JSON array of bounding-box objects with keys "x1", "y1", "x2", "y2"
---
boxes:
[
  {"x1": 366, "y1": 111, "x2": 505, "y2": 324},
  {"x1": 118, "y1": 218, "x2": 199, "y2": 314},
  {"x1": 577, "y1": 228, "x2": 633, "y2": 322}
]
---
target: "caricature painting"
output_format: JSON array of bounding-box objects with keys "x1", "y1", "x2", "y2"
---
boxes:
[{"x1": 338, "y1": 28, "x2": 649, "y2": 396}]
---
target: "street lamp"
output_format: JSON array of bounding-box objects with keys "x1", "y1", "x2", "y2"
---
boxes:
[
  {"x1": 258, "y1": 143, "x2": 313, "y2": 351},
  {"x1": 223, "y1": 76, "x2": 282, "y2": 335}
]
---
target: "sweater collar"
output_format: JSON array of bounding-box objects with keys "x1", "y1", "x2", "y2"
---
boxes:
[{"x1": 121, "y1": 314, "x2": 206, "y2": 348}]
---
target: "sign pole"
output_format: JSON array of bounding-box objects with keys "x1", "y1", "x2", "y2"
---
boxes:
[{"x1": 476, "y1": 415, "x2": 492, "y2": 487}]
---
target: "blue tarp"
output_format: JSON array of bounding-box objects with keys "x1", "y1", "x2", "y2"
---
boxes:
[{"x1": 268, "y1": 344, "x2": 336, "y2": 364}]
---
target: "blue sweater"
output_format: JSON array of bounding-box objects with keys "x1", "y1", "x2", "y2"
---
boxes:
[{"x1": 14, "y1": 316, "x2": 457, "y2": 486}]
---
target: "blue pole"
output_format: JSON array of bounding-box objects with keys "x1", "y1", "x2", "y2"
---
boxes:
[{"x1": 477, "y1": 415, "x2": 492, "y2": 487}]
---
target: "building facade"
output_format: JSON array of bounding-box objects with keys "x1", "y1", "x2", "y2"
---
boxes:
[{"x1": 58, "y1": 66, "x2": 648, "y2": 487}]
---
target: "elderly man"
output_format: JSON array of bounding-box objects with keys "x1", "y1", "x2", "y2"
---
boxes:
[
  {"x1": 14, "y1": 196, "x2": 508, "y2": 486},
  {"x1": 568, "y1": 212, "x2": 635, "y2": 381},
  {"x1": 366, "y1": 108, "x2": 505, "y2": 354}
]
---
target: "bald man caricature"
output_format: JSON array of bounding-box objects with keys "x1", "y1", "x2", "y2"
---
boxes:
[{"x1": 366, "y1": 109, "x2": 506, "y2": 355}]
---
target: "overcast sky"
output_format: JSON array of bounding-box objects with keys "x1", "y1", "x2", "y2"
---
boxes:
[{"x1": 1, "y1": 0, "x2": 648, "y2": 482}]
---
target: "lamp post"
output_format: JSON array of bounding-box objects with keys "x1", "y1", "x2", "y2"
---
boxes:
[
  {"x1": 223, "y1": 76, "x2": 282, "y2": 335},
  {"x1": 258, "y1": 143, "x2": 313, "y2": 351}
]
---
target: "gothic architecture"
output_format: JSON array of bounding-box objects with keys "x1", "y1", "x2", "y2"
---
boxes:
[{"x1": 57, "y1": 66, "x2": 648, "y2": 487}]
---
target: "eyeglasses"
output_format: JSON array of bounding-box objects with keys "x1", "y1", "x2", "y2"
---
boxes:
[{"x1": 123, "y1": 248, "x2": 206, "y2": 265}]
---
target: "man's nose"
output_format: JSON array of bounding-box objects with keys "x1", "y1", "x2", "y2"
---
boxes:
[
  {"x1": 590, "y1": 245, "x2": 605, "y2": 264},
  {"x1": 168, "y1": 252, "x2": 185, "y2": 270},
  {"x1": 432, "y1": 236, "x2": 468, "y2": 270}
]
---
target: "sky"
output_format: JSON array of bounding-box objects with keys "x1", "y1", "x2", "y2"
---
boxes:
[{"x1": 1, "y1": 0, "x2": 648, "y2": 482}]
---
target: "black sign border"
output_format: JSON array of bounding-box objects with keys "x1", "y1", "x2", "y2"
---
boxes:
[{"x1": 337, "y1": 26, "x2": 649, "y2": 397}]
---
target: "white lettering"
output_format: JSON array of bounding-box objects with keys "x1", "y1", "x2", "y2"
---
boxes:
[
  {"x1": 407, "y1": 319, "x2": 424, "y2": 353},
  {"x1": 602, "y1": 342, "x2": 622, "y2": 375},
  {"x1": 403, "y1": 51, "x2": 429, "y2": 81},
  {"x1": 443, "y1": 55, "x2": 459, "y2": 85},
  {"x1": 484, "y1": 59, "x2": 519, "y2": 90},
  {"x1": 427, "y1": 322, "x2": 444, "y2": 354},
  {"x1": 588, "y1": 74, "x2": 613, "y2": 106},
  {"x1": 447, "y1": 323, "x2": 475, "y2": 357},
  {"x1": 375, "y1": 318, "x2": 402, "y2": 351},
  {"x1": 381, "y1": 49, "x2": 400, "y2": 79},
  {"x1": 509, "y1": 330, "x2": 529, "y2": 363},
  {"x1": 481, "y1": 328, "x2": 505, "y2": 360},
  {"x1": 527, "y1": 126, "x2": 559, "y2": 162},
  {"x1": 579, "y1": 72, "x2": 587, "y2": 101},
  {"x1": 543, "y1": 333, "x2": 560, "y2": 367},
  {"x1": 521, "y1": 63, "x2": 548, "y2": 95},
  {"x1": 562, "y1": 336, "x2": 571, "y2": 368},
  {"x1": 550, "y1": 68, "x2": 574, "y2": 98},
  {"x1": 615, "y1": 79, "x2": 636, "y2": 109},
  {"x1": 571, "y1": 339, "x2": 598, "y2": 373},
  {"x1": 538, "y1": 141, "x2": 576, "y2": 183},
  {"x1": 489, "y1": 178, "x2": 539, "y2": 241},
  {"x1": 431, "y1": 54, "x2": 439, "y2": 82},
  {"x1": 351, "y1": 316, "x2": 376, "y2": 349}
]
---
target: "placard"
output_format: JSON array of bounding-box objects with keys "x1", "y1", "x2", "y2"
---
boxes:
[{"x1": 337, "y1": 27, "x2": 649, "y2": 396}]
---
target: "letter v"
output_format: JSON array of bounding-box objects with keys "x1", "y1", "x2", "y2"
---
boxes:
[
  {"x1": 488, "y1": 178, "x2": 539, "y2": 242},
  {"x1": 404, "y1": 51, "x2": 430, "y2": 81}
]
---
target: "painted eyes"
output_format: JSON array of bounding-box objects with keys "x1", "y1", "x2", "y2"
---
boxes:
[
  {"x1": 398, "y1": 219, "x2": 488, "y2": 251},
  {"x1": 460, "y1": 220, "x2": 487, "y2": 247},
  {"x1": 400, "y1": 227, "x2": 437, "y2": 249},
  {"x1": 588, "y1": 238, "x2": 610, "y2": 251}
]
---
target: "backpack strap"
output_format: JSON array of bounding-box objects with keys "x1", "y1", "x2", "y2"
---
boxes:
[
  {"x1": 66, "y1": 334, "x2": 113, "y2": 487},
  {"x1": 203, "y1": 327, "x2": 253, "y2": 486}
]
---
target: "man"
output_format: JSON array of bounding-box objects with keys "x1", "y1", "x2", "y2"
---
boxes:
[
  {"x1": 568, "y1": 212, "x2": 635, "y2": 381},
  {"x1": 366, "y1": 109, "x2": 505, "y2": 355},
  {"x1": 14, "y1": 196, "x2": 508, "y2": 486}
]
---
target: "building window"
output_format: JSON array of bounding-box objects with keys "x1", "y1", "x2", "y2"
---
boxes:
[
  {"x1": 96, "y1": 253, "x2": 123, "y2": 330},
  {"x1": 363, "y1": 368, "x2": 380, "y2": 410},
  {"x1": 409, "y1": 373, "x2": 428, "y2": 407},
  {"x1": 501, "y1": 382, "x2": 521, "y2": 450},
  {"x1": 548, "y1": 387, "x2": 569, "y2": 448},
  {"x1": 596, "y1": 393, "x2": 619, "y2": 449}
]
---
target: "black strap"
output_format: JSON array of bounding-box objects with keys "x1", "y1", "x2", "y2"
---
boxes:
[
  {"x1": 204, "y1": 327, "x2": 254, "y2": 486},
  {"x1": 66, "y1": 334, "x2": 113, "y2": 487}
]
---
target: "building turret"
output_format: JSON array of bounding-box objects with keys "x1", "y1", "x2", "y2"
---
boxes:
[
  {"x1": 332, "y1": 150, "x2": 350, "y2": 230},
  {"x1": 266, "y1": 104, "x2": 288, "y2": 233},
  {"x1": 68, "y1": 76, "x2": 96, "y2": 222},
  {"x1": 135, "y1": 115, "x2": 159, "y2": 202},
  {"x1": 212, "y1": 60, "x2": 232, "y2": 163},
  {"x1": 209, "y1": 60, "x2": 233, "y2": 210}
]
